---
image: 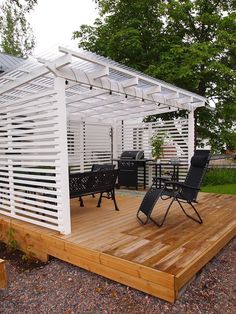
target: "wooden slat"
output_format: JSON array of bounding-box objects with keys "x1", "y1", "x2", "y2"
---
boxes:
[
  {"x1": 0, "y1": 259, "x2": 7, "y2": 289},
  {"x1": 175, "y1": 223, "x2": 236, "y2": 293},
  {"x1": 0, "y1": 192, "x2": 235, "y2": 302}
]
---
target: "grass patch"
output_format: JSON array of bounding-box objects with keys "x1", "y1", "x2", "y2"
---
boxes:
[
  {"x1": 201, "y1": 184, "x2": 236, "y2": 195},
  {"x1": 202, "y1": 168, "x2": 236, "y2": 186}
]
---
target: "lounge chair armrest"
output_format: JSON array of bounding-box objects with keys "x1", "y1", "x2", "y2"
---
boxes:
[
  {"x1": 165, "y1": 181, "x2": 200, "y2": 191},
  {"x1": 153, "y1": 176, "x2": 171, "y2": 183}
]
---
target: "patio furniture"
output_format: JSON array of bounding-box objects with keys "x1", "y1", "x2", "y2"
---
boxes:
[
  {"x1": 137, "y1": 150, "x2": 211, "y2": 226},
  {"x1": 69, "y1": 169, "x2": 119, "y2": 211},
  {"x1": 91, "y1": 164, "x2": 115, "y2": 198},
  {"x1": 91, "y1": 164, "x2": 115, "y2": 171},
  {"x1": 147, "y1": 159, "x2": 183, "y2": 189}
]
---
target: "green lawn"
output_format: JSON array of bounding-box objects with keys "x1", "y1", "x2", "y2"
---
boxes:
[{"x1": 201, "y1": 184, "x2": 236, "y2": 195}]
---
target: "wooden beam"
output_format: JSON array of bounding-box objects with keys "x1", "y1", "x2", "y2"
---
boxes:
[
  {"x1": 0, "y1": 259, "x2": 7, "y2": 289},
  {"x1": 121, "y1": 77, "x2": 139, "y2": 89},
  {"x1": 59, "y1": 46, "x2": 206, "y2": 104},
  {"x1": 0, "y1": 54, "x2": 71, "y2": 95},
  {"x1": 145, "y1": 86, "x2": 161, "y2": 95},
  {"x1": 66, "y1": 89, "x2": 108, "y2": 105},
  {"x1": 114, "y1": 107, "x2": 177, "y2": 121},
  {"x1": 92, "y1": 67, "x2": 109, "y2": 80}
]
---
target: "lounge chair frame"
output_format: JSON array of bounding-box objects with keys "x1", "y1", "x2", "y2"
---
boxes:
[{"x1": 137, "y1": 150, "x2": 211, "y2": 226}]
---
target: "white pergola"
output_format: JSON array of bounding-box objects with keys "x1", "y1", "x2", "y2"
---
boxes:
[{"x1": 0, "y1": 46, "x2": 207, "y2": 234}]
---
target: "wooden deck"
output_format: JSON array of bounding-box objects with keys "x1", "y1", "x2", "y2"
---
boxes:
[
  {"x1": 0, "y1": 192, "x2": 235, "y2": 302},
  {"x1": 0, "y1": 259, "x2": 7, "y2": 289}
]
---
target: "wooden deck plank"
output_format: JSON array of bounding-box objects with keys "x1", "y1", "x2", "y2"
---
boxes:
[
  {"x1": 0, "y1": 192, "x2": 235, "y2": 302},
  {"x1": 0, "y1": 259, "x2": 7, "y2": 289},
  {"x1": 175, "y1": 224, "x2": 236, "y2": 293}
]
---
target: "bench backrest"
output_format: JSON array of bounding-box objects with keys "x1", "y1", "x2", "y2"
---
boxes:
[
  {"x1": 91, "y1": 164, "x2": 115, "y2": 171},
  {"x1": 69, "y1": 169, "x2": 118, "y2": 198}
]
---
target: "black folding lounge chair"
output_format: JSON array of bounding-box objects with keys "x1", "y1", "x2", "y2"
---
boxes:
[{"x1": 137, "y1": 150, "x2": 211, "y2": 227}]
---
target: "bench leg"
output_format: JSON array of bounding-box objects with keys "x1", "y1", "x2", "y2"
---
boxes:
[
  {"x1": 97, "y1": 192, "x2": 103, "y2": 207},
  {"x1": 79, "y1": 196, "x2": 84, "y2": 207},
  {"x1": 111, "y1": 189, "x2": 119, "y2": 211}
]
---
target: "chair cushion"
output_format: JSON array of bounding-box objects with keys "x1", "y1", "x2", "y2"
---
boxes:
[{"x1": 191, "y1": 155, "x2": 208, "y2": 167}]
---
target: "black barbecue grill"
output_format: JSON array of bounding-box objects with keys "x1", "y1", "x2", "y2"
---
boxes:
[{"x1": 115, "y1": 150, "x2": 147, "y2": 190}]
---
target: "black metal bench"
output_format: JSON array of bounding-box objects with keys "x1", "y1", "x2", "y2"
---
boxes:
[{"x1": 69, "y1": 169, "x2": 119, "y2": 211}]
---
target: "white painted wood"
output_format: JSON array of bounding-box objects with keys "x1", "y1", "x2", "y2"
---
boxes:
[
  {"x1": 54, "y1": 77, "x2": 71, "y2": 235},
  {"x1": 188, "y1": 110, "x2": 195, "y2": 165},
  {"x1": 0, "y1": 54, "x2": 71, "y2": 95},
  {"x1": 112, "y1": 121, "x2": 118, "y2": 160},
  {"x1": 59, "y1": 46, "x2": 206, "y2": 104},
  {"x1": 121, "y1": 119, "x2": 189, "y2": 185},
  {"x1": 0, "y1": 86, "x2": 69, "y2": 233},
  {"x1": 67, "y1": 120, "x2": 112, "y2": 173},
  {"x1": 0, "y1": 46, "x2": 206, "y2": 234}
]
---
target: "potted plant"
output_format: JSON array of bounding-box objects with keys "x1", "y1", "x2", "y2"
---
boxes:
[{"x1": 150, "y1": 133, "x2": 165, "y2": 162}]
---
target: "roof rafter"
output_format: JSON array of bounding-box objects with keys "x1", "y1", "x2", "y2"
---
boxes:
[
  {"x1": 67, "y1": 95, "x2": 125, "y2": 112},
  {"x1": 0, "y1": 46, "x2": 208, "y2": 123},
  {"x1": 114, "y1": 107, "x2": 177, "y2": 121},
  {"x1": 66, "y1": 89, "x2": 108, "y2": 105},
  {"x1": 0, "y1": 54, "x2": 71, "y2": 95},
  {"x1": 59, "y1": 46, "x2": 206, "y2": 103}
]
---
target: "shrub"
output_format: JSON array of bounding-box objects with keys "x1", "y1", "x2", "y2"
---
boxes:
[
  {"x1": 150, "y1": 133, "x2": 165, "y2": 159},
  {"x1": 202, "y1": 168, "x2": 236, "y2": 186}
]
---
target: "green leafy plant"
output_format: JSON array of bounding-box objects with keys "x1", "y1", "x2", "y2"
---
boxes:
[
  {"x1": 21, "y1": 254, "x2": 29, "y2": 262},
  {"x1": 7, "y1": 227, "x2": 18, "y2": 252},
  {"x1": 150, "y1": 133, "x2": 165, "y2": 160}
]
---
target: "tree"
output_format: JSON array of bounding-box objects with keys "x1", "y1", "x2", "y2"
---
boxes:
[
  {"x1": 73, "y1": 0, "x2": 236, "y2": 153},
  {"x1": 0, "y1": 0, "x2": 37, "y2": 57}
]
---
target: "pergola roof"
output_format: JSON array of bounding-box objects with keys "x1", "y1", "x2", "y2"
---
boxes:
[
  {"x1": 0, "y1": 46, "x2": 207, "y2": 122},
  {"x1": 0, "y1": 52, "x2": 24, "y2": 74}
]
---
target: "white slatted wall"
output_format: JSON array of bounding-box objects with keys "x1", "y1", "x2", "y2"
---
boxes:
[
  {"x1": 67, "y1": 120, "x2": 82, "y2": 173},
  {"x1": 120, "y1": 119, "x2": 189, "y2": 185},
  {"x1": 67, "y1": 120, "x2": 112, "y2": 173},
  {"x1": 0, "y1": 90, "x2": 70, "y2": 233}
]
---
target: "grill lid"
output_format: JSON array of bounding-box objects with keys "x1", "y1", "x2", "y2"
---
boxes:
[{"x1": 120, "y1": 150, "x2": 144, "y2": 160}]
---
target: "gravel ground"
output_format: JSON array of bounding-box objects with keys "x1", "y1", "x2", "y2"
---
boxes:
[{"x1": 0, "y1": 237, "x2": 235, "y2": 314}]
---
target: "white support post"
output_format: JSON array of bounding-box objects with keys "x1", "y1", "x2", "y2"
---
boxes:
[
  {"x1": 148, "y1": 123, "x2": 153, "y2": 187},
  {"x1": 188, "y1": 110, "x2": 195, "y2": 166},
  {"x1": 54, "y1": 77, "x2": 71, "y2": 235},
  {"x1": 112, "y1": 121, "x2": 118, "y2": 160},
  {"x1": 79, "y1": 121, "x2": 85, "y2": 172},
  {"x1": 7, "y1": 114, "x2": 15, "y2": 216}
]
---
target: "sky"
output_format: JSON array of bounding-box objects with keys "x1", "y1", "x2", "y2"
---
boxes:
[{"x1": 29, "y1": 0, "x2": 98, "y2": 56}]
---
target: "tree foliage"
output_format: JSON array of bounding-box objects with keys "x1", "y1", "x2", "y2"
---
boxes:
[
  {"x1": 0, "y1": 0, "x2": 37, "y2": 57},
  {"x1": 73, "y1": 0, "x2": 236, "y2": 153}
]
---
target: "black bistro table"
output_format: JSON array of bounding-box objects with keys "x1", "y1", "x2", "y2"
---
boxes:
[{"x1": 147, "y1": 161, "x2": 184, "y2": 188}]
